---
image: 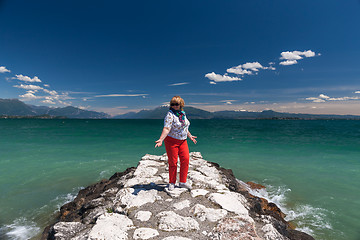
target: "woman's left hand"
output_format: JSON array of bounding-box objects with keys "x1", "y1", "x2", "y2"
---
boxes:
[{"x1": 189, "y1": 135, "x2": 197, "y2": 144}]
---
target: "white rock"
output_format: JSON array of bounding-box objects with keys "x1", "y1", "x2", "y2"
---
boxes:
[
  {"x1": 165, "y1": 198, "x2": 173, "y2": 202},
  {"x1": 125, "y1": 164, "x2": 162, "y2": 187},
  {"x1": 165, "y1": 186, "x2": 189, "y2": 198},
  {"x1": 88, "y1": 213, "x2": 134, "y2": 240},
  {"x1": 190, "y1": 152, "x2": 202, "y2": 159},
  {"x1": 124, "y1": 176, "x2": 163, "y2": 188},
  {"x1": 134, "y1": 166, "x2": 158, "y2": 177},
  {"x1": 213, "y1": 216, "x2": 259, "y2": 239},
  {"x1": 197, "y1": 164, "x2": 221, "y2": 178},
  {"x1": 88, "y1": 197, "x2": 105, "y2": 207},
  {"x1": 162, "y1": 237, "x2": 192, "y2": 240},
  {"x1": 101, "y1": 187, "x2": 119, "y2": 197},
  {"x1": 141, "y1": 154, "x2": 162, "y2": 160},
  {"x1": 82, "y1": 206, "x2": 107, "y2": 224},
  {"x1": 188, "y1": 170, "x2": 227, "y2": 190},
  {"x1": 189, "y1": 158, "x2": 207, "y2": 167},
  {"x1": 53, "y1": 222, "x2": 88, "y2": 239},
  {"x1": 160, "y1": 173, "x2": 169, "y2": 182},
  {"x1": 114, "y1": 206, "x2": 124, "y2": 214},
  {"x1": 209, "y1": 192, "x2": 250, "y2": 218},
  {"x1": 173, "y1": 200, "x2": 190, "y2": 210},
  {"x1": 262, "y1": 224, "x2": 287, "y2": 240},
  {"x1": 160, "y1": 154, "x2": 168, "y2": 161},
  {"x1": 190, "y1": 189, "x2": 209, "y2": 197},
  {"x1": 157, "y1": 211, "x2": 199, "y2": 232},
  {"x1": 190, "y1": 204, "x2": 227, "y2": 222},
  {"x1": 115, "y1": 188, "x2": 161, "y2": 209},
  {"x1": 135, "y1": 211, "x2": 152, "y2": 221},
  {"x1": 133, "y1": 228, "x2": 159, "y2": 240},
  {"x1": 138, "y1": 159, "x2": 165, "y2": 167}
]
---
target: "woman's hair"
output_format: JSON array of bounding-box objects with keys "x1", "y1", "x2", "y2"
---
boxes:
[{"x1": 170, "y1": 96, "x2": 185, "y2": 110}]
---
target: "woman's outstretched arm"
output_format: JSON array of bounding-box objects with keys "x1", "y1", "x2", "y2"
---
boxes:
[
  {"x1": 187, "y1": 131, "x2": 197, "y2": 144},
  {"x1": 155, "y1": 127, "x2": 170, "y2": 148}
]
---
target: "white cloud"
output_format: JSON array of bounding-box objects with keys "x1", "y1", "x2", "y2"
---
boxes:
[
  {"x1": 207, "y1": 50, "x2": 317, "y2": 85},
  {"x1": 226, "y1": 61, "x2": 276, "y2": 79},
  {"x1": 241, "y1": 62, "x2": 264, "y2": 71},
  {"x1": 19, "y1": 91, "x2": 40, "y2": 100},
  {"x1": 280, "y1": 50, "x2": 316, "y2": 60},
  {"x1": 227, "y1": 67, "x2": 253, "y2": 75},
  {"x1": 168, "y1": 82, "x2": 189, "y2": 86},
  {"x1": 355, "y1": 91, "x2": 360, "y2": 94},
  {"x1": 227, "y1": 62, "x2": 265, "y2": 75},
  {"x1": 57, "y1": 100, "x2": 71, "y2": 106},
  {"x1": 205, "y1": 72, "x2": 242, "y2": 82},
  {"x1": 306, "y1": 93, "x2": 360, "y2": 103},
  {"x1": 95, "y1": 93, "x2": 149, "y2": 97},
  {"x1": 14, "y1": 74, "x2": 42, "y2": 83},
  {"x1": 280, "y1": 51, "x2": 304, "y2": 60},
  {"x1": 77, "y1": 105, "x2": 90, "y2": 110},
  {"x1": 328, "y1": 96, "x2": 360, "y2": 101},
  {"x1": 279, "y1": 60, "x2": 298, "y2": 66},
  {"x1": 302, "y1": 50, "x2": 316, "y2": 58},
  {"x1": 319, "y1": 94, "x2": 330, "y2": 99},
  {"x1": 279, "y1": 50, "x2": 318, "y2": 66},
  {"x1": 305, "y1": 97, "x2": 319, "y2": 101},
  {"x1": 43, "y1": 89, "x2": 58, "y2": 96},
  {"x1": 313, "y1": 99, "x2": 326, "y2": 103},
  {"x1": 42, "y1": 97, "x2": 56, "y2": 104},
  {"x1": 0, "y1": 66, "x2": 11, "y2": 73},
  {"x1": 219, "y1": 99, "x2": 236, "y2": 105},
  {"x1": 43, "y1": 84, "x2": 50, "y2": 88},
  {"x1": 13, "y1": 84, "x2": 43, "y2": 91}
]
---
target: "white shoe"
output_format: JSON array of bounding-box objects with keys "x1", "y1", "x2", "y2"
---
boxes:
[
  {"x1": 168, "y1": 183, "x2": 175, "y2": 191},
  {"x1": 179, "y1": 182, "x2": 192, "y2": 190}
]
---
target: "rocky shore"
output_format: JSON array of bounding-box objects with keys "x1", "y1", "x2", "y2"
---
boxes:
[{"x1": 42, "y1": 152, "x2": 314, "y2": 240}]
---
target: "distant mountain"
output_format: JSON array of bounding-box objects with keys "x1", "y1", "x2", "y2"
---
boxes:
[
  {"x1": 114, "y1": 106, "x2": 360, "y2": 120},
  {"x1": 2, "y1": 99, "x2": 359, "y2": 119},
  {"x1": 47, "y1": 106, "x2": 110, "y2": 119},
  {"x1": 0, "y1": 99, "x2": 110, "y2": 119},
  {"x1": 0, "y1": 99, "x2": 37, "y2": 116},
  {"x1": 113, "y1": 106, "x2": 213, "y2": 119}
]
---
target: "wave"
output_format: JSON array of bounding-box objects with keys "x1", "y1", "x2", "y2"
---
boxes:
[
  {"x1": 100, "y1": 170, "x2": 111, "y2": 179},
  {"x1": 49, "y1": 188, "x2": 81, "y2": 212},
  {"x1": 0, "y1": 187, "x2": 81, "y2": 240},
  {"x1": 0, "y1": 217, "x2": 40, "y2": 240},
  {"x1": 238, "y1": 179, "x2": 333, "y2": 238}
]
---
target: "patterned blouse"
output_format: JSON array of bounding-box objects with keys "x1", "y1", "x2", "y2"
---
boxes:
[{"x1": 164, "y1": 110, "x2": 190, "y2": 140}]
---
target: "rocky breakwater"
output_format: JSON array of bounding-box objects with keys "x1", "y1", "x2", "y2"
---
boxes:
[{"x1": 42, "y1": 152, "x2": 314, "y2": 240}]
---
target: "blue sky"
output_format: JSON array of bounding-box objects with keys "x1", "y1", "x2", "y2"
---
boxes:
[{"x1": 1, "y1": 0, "x2": 360, "y2": 116}]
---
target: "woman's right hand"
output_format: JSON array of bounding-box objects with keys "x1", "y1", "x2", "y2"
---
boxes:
[{"x1": 155, "y1": 139, "x2": 163, "y2": 148}]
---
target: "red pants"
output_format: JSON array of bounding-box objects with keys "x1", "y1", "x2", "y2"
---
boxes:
[{"x1": 164, "y1": 136, "x2": 190, "y2": 184}]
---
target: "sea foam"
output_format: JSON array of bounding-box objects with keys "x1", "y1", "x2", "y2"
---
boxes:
[
  {"x1": 0, "y1": 188, "x2": 82, "y2": 239},
  {"x1": 238, "y1": 179, "x2": 333, "y2": 238},
  {"x1": 1, "y1": 217, "x2": 40, "y2": 240}
]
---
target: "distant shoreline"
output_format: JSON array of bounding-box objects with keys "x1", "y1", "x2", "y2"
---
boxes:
[
  {"x1": 1, "y1": 116, "x2": 360, "y2": 120},
  {"x1": 0, "y1": 115, "x2": 67, "y2": 119}
]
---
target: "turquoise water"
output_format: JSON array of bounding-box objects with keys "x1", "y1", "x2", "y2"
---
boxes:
[{"x1": 0, "y1": 119, "x2": 359, "y2": 240}]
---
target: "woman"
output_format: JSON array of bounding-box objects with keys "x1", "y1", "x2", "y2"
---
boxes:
[{"x1": 155, "y1": 96, "x2": 197, "y2": 191}]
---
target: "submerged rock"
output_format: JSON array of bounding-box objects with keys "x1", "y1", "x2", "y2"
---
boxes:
[{"x1": 42, "y1": 152, "x2": 314, "y2": 240}]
